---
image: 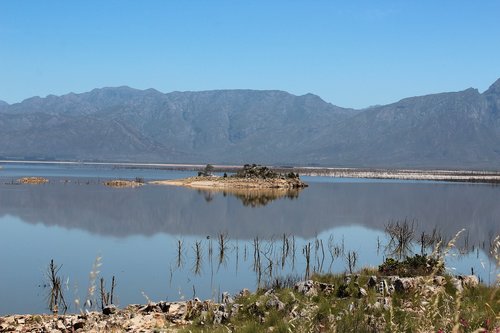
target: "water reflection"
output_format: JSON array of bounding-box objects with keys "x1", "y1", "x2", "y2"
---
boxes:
[
  {"x1": 1, "y1": 217, "x2": 496, "y2": 315},
  {"x1": 0, "y1": 179, "x2": 499, "y2": 246},
  {"x1": 196, "y1": 187, "x2": 301, "y2": 207}
]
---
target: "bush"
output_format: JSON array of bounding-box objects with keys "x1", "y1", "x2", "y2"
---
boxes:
[{"x1": 378, "y1": 254, "x2": 442, "y2": 276}]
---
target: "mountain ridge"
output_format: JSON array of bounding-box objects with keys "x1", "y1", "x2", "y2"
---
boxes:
[{"x1": 1, "y1": 79, "x2": 499, "y2": 169}]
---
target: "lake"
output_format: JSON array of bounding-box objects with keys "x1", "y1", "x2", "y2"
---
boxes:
[{"x1": 0, "y1": 163, "x2": 498, "y2": 315}]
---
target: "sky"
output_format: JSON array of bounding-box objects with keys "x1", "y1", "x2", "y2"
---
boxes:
[{"x1": 1, "y1": 1, "x2": 500, "y2": 109}]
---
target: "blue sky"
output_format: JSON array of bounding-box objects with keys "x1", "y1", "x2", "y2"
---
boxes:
[{"x1": 1, "y1": 1, "x2": 499, "y2": 108}]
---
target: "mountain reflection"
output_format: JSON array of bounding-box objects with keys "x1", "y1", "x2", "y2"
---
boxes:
[
  {"x1": 0, "y1": 180, "x2": 498, "y2": 245},
  {"x1": 197, "y1": 187, "x2": 301, "y2": 207}
]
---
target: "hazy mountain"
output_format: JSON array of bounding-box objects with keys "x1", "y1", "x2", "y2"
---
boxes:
[
  {"x1": 0, "y1": 100, "x2": 8, "y2": 112},
  {"x1": 305, "y1": 80, "x2": 500, "y2": 168},
  {"x1": 1, "y1": 79, "x2": 500, "y2": 168}
]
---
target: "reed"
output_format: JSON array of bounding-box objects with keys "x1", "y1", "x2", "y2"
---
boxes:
[
  {"x1": 46, "y1": 259, "x2": 68, "y2": 314},
  {"x1": 99, "y1": 276, "x2": 116, "y2": 310},
  {"x1": 85, "y1": 256, "x2": 102, "y2": 311}
]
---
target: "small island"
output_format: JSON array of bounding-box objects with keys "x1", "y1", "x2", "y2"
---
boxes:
[
  {"x1": 17, "y1": 177, "x2": 49, "y2": 184},
  {"x1": 103, "y1": 179, "x2": 144, "y2": 188},
  {"x1": 150, "y1": 164, "x2": 308, "y2": 189}
]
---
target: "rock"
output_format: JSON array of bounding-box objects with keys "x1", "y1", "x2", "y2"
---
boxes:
[
  {"x1": 381, "y1": 297, "x2": 392, "y2": 311},
  {"x1": 459, "y1": 275, "x2": 479, "y2": 288},
  {"x1": 222, "y1": 291, "x2": 235, "y2": 304},
  {"x1": 294, "y1": 280, "x2": 318, "y2": 297},
  {"x1": 294, "y1": 280, "x2": 334, "y2": 296},
  {"x1": 157, "y1": 301, "x2": 170, "y2": 312},
  {"x1": 167, "y1": 302, "x2": 186, "y2": 318},
  {"x1": 73, "y1": 321, "x2": 85, "y2": 330},
  {"x1": 264, "y1": 289, "x2": 275, "y2": 296},
  {"x1": 451, "y1": 277, "x2": 464, "y2": 292},
  {"x1": 213, "y1": 310, "x2": 229, "y2": 324},
  {"x1": 394, "y1": 277, "x2": 424, "y2": 293},
  {"x1": 103, "y1": 304, "x2": 117, "y2": 315},
  {"x1": 231, "y1": 303, "x2": 240, "y2": 315},
  {"x1": 56, "y1": 320, "x2": 66, "y2": 330},
  {"x1": 317, "y1": 282, "x2": 335, "y2": 295},
  {"x1": 358, "y1": 287, "x2": 368, "y2": 297},
  {"x1": 372, "y1": 301, "x2": 382, "y2": 310},
  {"x1": 239, "y1": 288, "x2": 251, "y2": 297},
  {"x1": 367, "y1": 276, "x2": 378, "y2": 288},
  {"x1": 433, "y1": 276, "x2": 446, "y2": 286},
  {"x1": 266, "y1": 295, "x2": 285, "y2": 311}
]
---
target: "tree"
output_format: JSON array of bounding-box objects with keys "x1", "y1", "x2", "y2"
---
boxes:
[{"x1": 198, "y1": 164, "x2": 215, "y2": 176}]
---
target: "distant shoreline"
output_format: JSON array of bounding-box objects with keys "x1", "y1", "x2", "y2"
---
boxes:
[{"x1": 2, "y1": 160, "x2": 500, "y2": 183}]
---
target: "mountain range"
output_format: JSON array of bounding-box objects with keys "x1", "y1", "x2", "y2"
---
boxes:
[{"x1": 1, "y1": 78, "x2": 500, "y2": 169}]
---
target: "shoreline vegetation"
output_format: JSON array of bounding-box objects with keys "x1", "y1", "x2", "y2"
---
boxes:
[{"x1": 3, "y1": 160, "x2": 500, "y2": 183}]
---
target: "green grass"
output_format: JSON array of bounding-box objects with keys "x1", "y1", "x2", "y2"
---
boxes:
[{"x1": 180, "y1": 265, "x2": 499, "y2": 332}]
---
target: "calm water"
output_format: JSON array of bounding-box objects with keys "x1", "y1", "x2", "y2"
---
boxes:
[{"x1": 0, "y1": 163, "x2": 498, "y2": 315}]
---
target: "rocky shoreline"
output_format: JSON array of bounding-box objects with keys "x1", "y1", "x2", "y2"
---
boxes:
[
  {"x1": 1, "y1": 273, "x2": 494, "y2": 333},
  {"x1": 150, "y1": 175, "x2": 307, "y2": 190}
]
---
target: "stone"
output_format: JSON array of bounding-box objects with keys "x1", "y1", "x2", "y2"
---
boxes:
[
  {"x1": 157, "y1": 301, "x2": 170, "y2": 312},
  {"x1": 264, "y1": 289, "x2": 275, "y2": 296},
  {"x1": 459, "y1": 275, "x2": 479, "y2": 288},
  {"x1": 56, "y1": 320, "x2": 66, "y2": 330},
  {"x1": 367, "y1": 276, "x2": 378, "y2": 288},
  {"x1": 433, "y1": 276, "x2": 446, "y2": 286},
  {"x1": 213, "y1": 310, "x2": 229, "y2": 324},
  {"x1": 73, "y1": 321, "x2": 85, "y2": 330},
  {"x1": 294, "y1": 280, "x2": 318, "y2": 297},
  {"x1": 167, "y1": 302, "x2": 186, "y2": 318},
  {"x1": 317, "y1": 282, "x2": 335, "y2": 295},
  {"x1": 239, "y1": 288, "x2": 251, "y2": 297},
  {"x1": 222, "y1": 291, "x2": 235, "y2": 304},
  {"x1": 231, "y1": 303, "x2": 240, "y2": 315},
  {"x1": 266, "y1": 295, "x2": 285, "y2": 311},
  {"x1": 394, "y1": 277, "x2": 424, "y2": 293},
  {"x1": 103, "y1": 304, "x2": 117, "y2": 315},
  {"x1": 451, "y1": 277, "x2": 464, "y2": 292},
  {"x1": 358, "y1": 287, "x2": 368, "y2": 297}
]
